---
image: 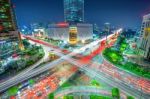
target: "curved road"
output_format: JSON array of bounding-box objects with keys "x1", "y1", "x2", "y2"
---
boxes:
[
  {"x1": 54, "y1": 86, "x2": 113, "y2": 99},
  {"x1": 0, "y1": 34, "x2": 108, "y2": 93}
]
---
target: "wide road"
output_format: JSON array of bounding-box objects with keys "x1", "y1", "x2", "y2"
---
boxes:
[
  {"x1": 0, "y1": 33, "x2": 110, "y2": 93},
  {"x1": 24, "y1": 33, "x2": 150, "y2": 99},
  {"x1": 0, "y1": 32, "x2": 149, "y2": 98},
  {"x1": 58, "y1": 54, "x2": 149, "y2": 99},
  {"x1": 54, "y1": 86, "x2": 113, "y2": 99}
]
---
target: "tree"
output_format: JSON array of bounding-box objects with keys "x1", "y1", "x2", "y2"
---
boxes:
[
  {"x1": 112, "y1": 88, "x2": 120, "y2": 99},
  {"x1": 48, "y1": 93, "x2": 54, "y2": 99},
  {"x1": 63, "y1": 95, "x2": 74, "y2": 99},
  {"x1": 22, "y1": 39, "x2": 30, "y2": 46},
  {"x1": 26, "y1": 60, "x2": 34, "y2": 66},
  {"x1": 9, "y1": 61, "x2": 18, "y2": 69},
  {"x1": 127, "y1": 96, "x2": 134, "y2": 99},
  {"x1": 114, "y1": 35, "x2": 127, "y2": 52},
  {"x1": 16, "y1": 58, "x2": 26, "y2": 70}
]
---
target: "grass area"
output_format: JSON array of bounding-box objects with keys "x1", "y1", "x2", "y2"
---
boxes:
[
  {"x1": 48, "y1": 92, "x2": 54, "y2": 99},
  {"x1": 29, "y1": 79, "x2": 35, "y2": 85},
  {"x1": 90, "y1": 95, "x2": 112, "y2": 99},
  {"x1": 7, "y1": 86, "x2": 19, "y2": 96},
  {"x1": 120, "y1": 42, "x2": 128, "y2": 52},
  {"x1": 60, "y1": 82, "x2": 73, "y2": 88},
  {"x1": 103, "y1": 48, "x2": 150, "y2": 79},
  {"x1": 37, "y1": 37, "x2": 61, "y2": 46},
  {"x1": 112, "y1": 88, "x2": 120, "y2": 99},
  {"x1": 63, "y1": 95, "x2": 74, "y2": 99},
  {"x1": 103, "y1": 48, "x2": 124, "y2": 64},
  {"x1": 90, "y1": 79, "x2": 101, "y2": 87},
  {"x1": 127, "y1": 96, "x2": 135, "y2": 99}
]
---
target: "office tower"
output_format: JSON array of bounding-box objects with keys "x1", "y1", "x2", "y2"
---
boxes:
[
  {"x1": 46, "y1": 0, "x2": 93, "y2": 44},
  {"x1": 104, "y1": 23, "x2": 110, "y2": 34},
  {"x1": 64, "y1": 0, "x2": 84, "y2": 24},
  {"x1": 0, "y1": 0, "x2": 18, "y2": 40},
  {"x1": 140, "y1": 14, "x2": 150, "y2": 60},
  {"x1": 0, "y1": 0, "x2": 24, "y2": 59}
]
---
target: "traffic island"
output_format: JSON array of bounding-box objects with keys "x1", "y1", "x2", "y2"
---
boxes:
[{"x1": 103, "y1": 47, "x2": 150, "y2": 79}]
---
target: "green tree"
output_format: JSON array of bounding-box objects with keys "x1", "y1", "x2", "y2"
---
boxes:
[
  {"x1": 48, "y1": 93, "x2": 54, "y2": 99},
  {"x1": 127, "y1": 96, "x2": 134, "y2": 99},
  {"x1": 22, "y1": 39, "x2": 30, "y2": 46},
  {"x1": 112, "y1": 88, "x2": 120, "y2": 99},
  {"x1": 63, "y1": 95, "x2": 74, "y2": 99},
  {"x1": 114, "y1": 35, "x2": 128, "y2": 52},
  {"x1": 7, "y1": 86, "x2": 18, "y2": 96},
  {"x1": 29, "y1": 79, "x2": 35, "y2": 85}
]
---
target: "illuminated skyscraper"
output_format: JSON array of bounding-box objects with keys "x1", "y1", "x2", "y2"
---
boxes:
[
  {"x1": 64, "y1": 0, "x2": 84, "y2": 24},
  {"x1": 104, "y1": 23, "x2": 110, "y2": 34},
  {"x1": 0, "y1": 0, "x2": 24, "y2": 59},
  {"x1": 0, "y1": 0, "x2": 18, "y2": 40},
  {"x1": 47, "y1": 0, "x2": 93, "y2": 44}
]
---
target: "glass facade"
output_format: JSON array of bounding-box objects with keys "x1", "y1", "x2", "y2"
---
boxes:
[{"x1": 64, "y1": 0, "x2": 84, "y2": 24}]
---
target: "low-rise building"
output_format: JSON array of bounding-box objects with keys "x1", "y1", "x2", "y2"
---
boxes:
[{"x1": 46, "y1": 22, "x2": 93, "y2": 44}]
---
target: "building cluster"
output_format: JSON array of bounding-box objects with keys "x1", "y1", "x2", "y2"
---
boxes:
[
  {"x1": 31, "y1": 0, "x2": 93, "y2": 45},
  {"x1": 121, "y1": 29, "x2": 136, "y2": 38},
  {"x1": 0, "y1": 0, "x2": 25, "y2": 74},
  {"x1": 0, "y1": 0, "x2": 149, "y2": 63}
]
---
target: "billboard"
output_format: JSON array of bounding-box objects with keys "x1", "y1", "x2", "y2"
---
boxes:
[{"x1": 69, "y1": 27, "x2": 78, "y2": 45}]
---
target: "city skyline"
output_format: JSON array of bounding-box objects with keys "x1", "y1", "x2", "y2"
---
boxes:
[
  {"x1": 12, "y1": 0, "x2": 150, "y2": 28},
  {"x1": 0, "y1": 0, "x2": 150, "y2": 98}
]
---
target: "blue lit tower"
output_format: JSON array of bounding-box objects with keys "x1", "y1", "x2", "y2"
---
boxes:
[{"x1": 64, "y1": 0, "x2": 84, "y2": 24}]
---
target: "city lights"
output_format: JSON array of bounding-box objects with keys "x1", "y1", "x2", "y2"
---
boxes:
[{"x1": 0, "y1": 0, "x2": 150, "y2": 99}]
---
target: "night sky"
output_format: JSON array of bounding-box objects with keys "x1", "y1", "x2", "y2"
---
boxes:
[{"x1": 12, "y1": 0, "x2": 150, "y2": 28}]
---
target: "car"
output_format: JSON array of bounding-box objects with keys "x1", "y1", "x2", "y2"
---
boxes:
[
  {"x1": 45, "y1": 85, "x2": 51, "y2": 91},
  {"x1": 36, "y1": 91, "x2": 42, "y2": 97}
]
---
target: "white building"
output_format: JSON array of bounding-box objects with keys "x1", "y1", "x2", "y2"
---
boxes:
[
  {"x1": 77, "y1": 23, "x2": 93, "y2": 41},
  {"x1": 140, "y1": 14, "x2": 150, "y2": 60},
  {"x1": 46, "y1": 22, "x2": 93, "y2": 43},
  {"x1": 46, "y1": 23, "x2": 69, "y2": 41},
  {"x1": 33, "y1": 28, "x2": 47, "y2": 37}
]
